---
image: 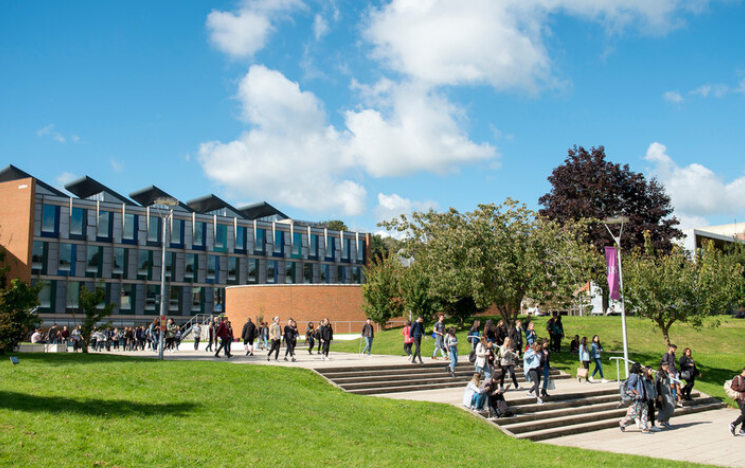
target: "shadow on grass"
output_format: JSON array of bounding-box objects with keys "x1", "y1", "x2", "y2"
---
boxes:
[
  {"x1": 4, "y1": 352, "x2": 155, "y2": 366},
  {"x1": 0, "y1": 390, "x2": 199, "y2": 417}
]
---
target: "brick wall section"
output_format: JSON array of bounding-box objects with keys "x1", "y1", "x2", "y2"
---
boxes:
[
  {"x1": 225, "y1": 284, "x2": 367, "y2": 333},
  {"x1": 0, "y1": 177, "x2": 35, "y2": 283}
]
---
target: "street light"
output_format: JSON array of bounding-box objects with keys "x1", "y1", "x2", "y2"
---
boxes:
[
  {"x1": 604, "y1": 215, "x2": 630, "y2": 379},
  {"x1": 154, "y1": 196, "x2": 178, "y2": 361}
]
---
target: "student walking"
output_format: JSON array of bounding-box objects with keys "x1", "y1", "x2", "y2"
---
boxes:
[
  {"x1": 306, "y1": 322, "x2": 316, "y2": 354},
  {"x1": 655, "y1": 362, "x2": 676, "y2": 428},
  {"x1": 619, "y1": 363, "x2": 651, "y2": 433},
  {"x1": 432, "y1": 315, "x2": 448, "y2": 360},
  {"x1": 662, "y1": 343, "x2": 683, "y2": 407},
  {"x1": 540, "y1": 338, "x2": 552, "y2": 397},
  {"x1": 728, "y1": 366, "x2": 745, "y2": 436},
  {"x1": 499, "y1": 337, "x2": 520, "y2": 391},
  {"x1": 283, "y1": 319, "x2": 298, "y2": 361},
  {"x1": 319, "y1": 318, "x2": 333, "y2": 360},
  {"x1": 445, "y1": 327, "x2": 458, "y2": 377},
  {"x1": 524, "y1": 322, "x2": 537, "y2": 351},
  {"x1": 589, "y1": 335, "x2": 607, "y2": 383},
  {"x1": 410, "y1": 316, "x2": 425, "y2": 365},
  {"x1": 402, "y1": 320, "x2": 414, "y2": 360},
  {"x1": 679, "y1": 347, "x2": 701, "y2": 400},
  {"x1": 241, "y1": 318, "x2": 256, "y2": 356},
  {"x1": 214, "y1": 318, "x2": 232, "y2": 358},
  {"x1": 643, "y1": 366, "x2": 661, "y2": 431},
  {"x1": 578, "y1": 337, "x2": 590, "y2": 383},
  {"x1": 193, "y1": 323, "x2": 202, "y2": 350},
  {"x1": 523, "y1": 343, "x2": 543, "y2": 404},
  {"x1": 361, "y1": 318, "x2": 374, "y2": 357},
  {"x1": 267, "y1": 316, "x2": 282, "y2": 361},
  {"x1": 206, "y1": 318, "x2": 216, "y2": 353}
]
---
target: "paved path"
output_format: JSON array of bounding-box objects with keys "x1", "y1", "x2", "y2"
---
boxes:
[{"x1": 98, "y1": 347, "x2": 745, "y2": 467}]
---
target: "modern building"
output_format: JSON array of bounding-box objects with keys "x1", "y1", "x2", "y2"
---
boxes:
[
  {"x1": 0, "y1": 165, "x2": 370, "y2": 325},
  {"x1": 680, "y1": 223, "x2": 745, "y2": 253}
]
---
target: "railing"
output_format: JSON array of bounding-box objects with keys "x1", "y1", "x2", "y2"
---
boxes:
[
  {"x1": 180, "y1": 314, "x2": 212, "y2": 341},
  {"x1": 609, "y1": 356, "x2": 636, "y2": 384}
]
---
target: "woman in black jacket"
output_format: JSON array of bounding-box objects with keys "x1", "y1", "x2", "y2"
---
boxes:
[
  {"x1": 679, "y1": 347, "x2": 701, "y2": 400},
  {"x1": 283, "y1": 319, "x2": 298, "y2": 362},
  {"x1": 319, "y1": 318, "x2": 333, "y2": 360}
]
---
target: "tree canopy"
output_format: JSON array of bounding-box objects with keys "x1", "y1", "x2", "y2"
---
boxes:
[
  {"x1": 0, "y1": 246, "x2": 42, "y2": 354},
  {"x1": 319, "y1": 220, "x2": 348, "y2": 231},
  {"x1": 538, "y1": 145, "x2": 682, "y2": 253},
  {"x1": 78, "y1": 284, "x2": 116, "y2": 354}
]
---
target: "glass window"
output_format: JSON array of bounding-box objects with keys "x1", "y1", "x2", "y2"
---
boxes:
[
  {"x1": 138, "y1": 250, "x2": 150, "y2": 277},
  {"x1": 285, "y1": 261, "x2": 296, "y2": 284},
  {"x1": 148, "y1": 216, "x2": 161, "y2": 243},
  {"x1": 169, "y1": 286, "x2": 180, "y2": 311},
  {"x1": 66, "y1": 281, "x2": 80, "y2": 309},
  {"x1": 185, "y1": 253, "x2": 196, "y2": 280},
  {"x1": 171, "y1": 219, "x2": 184, "y2": 246},
  {"x1": 193, "y1": 222, "x2": 205, "y2": 247},
  {"x1": 207, "y1": 255, "x2": 218, "y2": 281},
  {"x1": 86, "y1": 246, "x2": 100, "y2": 274},
  {"x1": 342, "y1": 238, "x2": 351, "y2": 261},
  {"x1": 255, "y1": 229, "x2": 265, "y2": 253},
  {"x1": 357, "y1": 240, "x2": 365, "y2": 262},
  {"x1": 267, "y1": 260, "x2": 276, "y2": 284},
  {"x1": 59, "y1": 243, "x2": 73, "y2": 272},
  {"x1": 191, "y1": 287, "x2": 202, "y2": 312},
  {"x1": 120, "y1": 284, "x2": 133, "y2": 310},
  {"x1": 41, "y1": 204, "x2": 58, "y2": 234},
  {"x1": 337, "y1": 265, "x2": 345, "y2": 284},
  {"x1": 228, "y1": 257, "x2": 237, "y2": 283},
  {"x1": 38, "y1": 283, "x2": 51, "y2": 308},
  {"x1": 292, "y1": 233, "x2": 302, "y2": 259},
  {"x1": 325, "y1": 236, "x2": 335, "y2": 259},
  {"x1": 113, "y1": 247, "x2": 125, "y2": 275},
  {"x1": 274, "y1": 230, "x2": 284, "y2": 254},
  {"x1": 215, "y1": 224, "x2": 228, "y2": 251},
  {"x1": 320, "y1": 264, "x2": 328, "y2": 283},
  {"x1": 310, "y1": 234, "x2": 318, "y2": 258},
  {"x1": 303, "y1": 264, "x2": 313, "y2": 284},
  {"x1": 247, "y1": 259, "x2": 258, "y2": 284},
  {"x1": 32, "y1": 241, "x2": 44, "y2": 271},
  {"x1": 70, "y1": 208, "x2": 85, "y2": 236},
  {"x1": 213, "y1": 288, "x2": 224, "y2": 312},
  {"x1": 165, "y1": 252, "x2": 175, "y2": 279},
  {"x1": 236, "y1": 226, "x2": 246, "y2": 252},
  {"x1": 97, "y1": 211, "x2": 111, "y2": 238},
  {"x1": 145, "y1": 285, "x2": 159, "y2": 310},
  {"x1": 353, "y1": 266, "x2": 362, "y2": 284},
  {"x1": 123, "y1": 213, "x2": 137, "y2": 242}
]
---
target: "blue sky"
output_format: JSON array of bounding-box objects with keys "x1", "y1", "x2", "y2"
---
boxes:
[{"x1": 1, "y1": 0, "x2": 744, "y2": 235}]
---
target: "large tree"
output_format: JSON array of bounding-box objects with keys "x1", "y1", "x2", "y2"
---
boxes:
[
  {"x1": 362, "y1": 251, "x2": 404, "y2": 325},
  {"x1": 623, "y1": 233, "x2": 744, "y2": 346},
  {"x1": 78, "y1": 284, "x2": 116, "y2": 353},
  {"x1": 539, "y1": 145, "x2": 682, "y2": 253},
  {"x1": 382, "y1": 199, "x2": 603, "y2": 325},
  {"x1": 0, "y1": 246, "x2": 42, "y2": 354}
]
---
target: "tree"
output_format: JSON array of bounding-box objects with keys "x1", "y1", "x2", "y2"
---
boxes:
[
  {"x1": 539, "y1": 145, "x2": 682, "y2": 253},
  {"x1": 623, "y1": 232, "x2": 744, "y2": 346},
  {"x1": 362, "y1": 252, "x2": 403, "y2": 325},
  {"x1": 0, "y1": 246, "x2": 42, "y2": 354},
  {"x1": 78, "y1": 284, "x2": 116, "y2": 354},
  {"x1": 319, "y1": 220, "x2": 348, "y2": 231},
  {"x1": 369, "y1": 234, "x2": 402, "y2": 265},
  {"x1": 399, "y1": 259, "x2": 441, "y2": 325},
  {"x1": 382, "y1": 199, "x2": 603, "y2": 326}
]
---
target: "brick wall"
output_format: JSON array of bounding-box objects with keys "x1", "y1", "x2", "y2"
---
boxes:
[
  {"x1": 0, "y1": 177, "x2": 35, "y2": 283},
  {"x1": 225, "y1": 284, "x2": 367, "y2": 333}
]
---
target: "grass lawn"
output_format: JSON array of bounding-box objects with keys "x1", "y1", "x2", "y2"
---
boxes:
[
  {"x1": 333, "y1": 315, "x2": 745, "y2": 406},
  {"x1": 0, "y1": 352, "x2": 725, "y2": 468}
]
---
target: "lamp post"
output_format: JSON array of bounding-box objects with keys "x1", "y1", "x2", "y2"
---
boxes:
[
  {"x1": 604, "y1": 215, "x2": 630, "y2": 379},
  {"x1": 154, "y1": 197, "x2": 178, "y2": 360}
]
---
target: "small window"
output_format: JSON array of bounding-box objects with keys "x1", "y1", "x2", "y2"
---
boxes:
[
  {"x1": 267, "y1": 260, "x2": 276, "y2": 284},
  {"x1": 285, "y1": 261, "x2": 296, "y2": 284},
  {"x1": 337, "y1": 265, "x2": 345, "y2": 284},
  {"x1": 341, "y1": 238, "x2": 351, "y2": 261},
  {"x1": 169, "y1": 286, "x2": 180, "y2": 311},
  {"x1": 213, "y1": 287, "x2": 225, "y2": 312},
  {"x1": 113, "y1": 247, "x2": 125, "y2": 275},
  {"x1": 66, "y1": 281, "x2": 80, "y2": 309},
  {"x1": 191, "y1": 287, "x2": 202, "y2": 312},
  {"x1": 291, "y1": 233, "x2": 302, "y2": 259},
  {"x1": 310, "y1": 234, "x2": 318, "y2": 258},
  {"x1": 38, "y1": 283, "x2": 51, "y2": 308},
  {"x1": 59, "y1": 243, "x2": 73, "y2": 272},
  {"x1": 357, "y1": 239, "x2": 365, "y2": 262},
  {"x1": 185, "y1": 253, "x2": 196, "y2": 280},
  {"x1": 320, "y1": 264, "x2": 329, "y2": 284},
  {"x1": 171, "y1": 219, "x2": 184, "y2": 246},
  {"x1": 236, "y1": 226, "x2": 247, "y2": 252},
  {"x1": 70, "y1": 208, "x2": 85, "y2": 237},
  {"x1": 86, "y1": 246, "x2": 100, "y2": 274},
  {"x1": 32, "y1": 241, "x2": 45, "y2": 271},
  {"x1": 207, "y1": 255, "x2": 218, "y2": 281},
  {"x1": 325, "y1": 237, "x2": 335, "y2": 260},
  {"x1": 145, "y1": 285, "x2": 159, "y2": 310},
  {"x1": 120, "y1": 284, "x2": 133, "y2": 311},
  {"x1": 303, "y1": 263, "x2": 313, "y2": 284},
  {"x1": 193, "y1": 222, "x2": 205, "y2": 248},
  {"x1": 138, "y1": 250, "x2": 151, "y2": 278},
  {"x1": 273, "y1": 230, "x2": 284, "y2": 255},
  {"x1": 165, "y1": 252, "x2": 175, "y2": 279},
  {"x1": 247, "y1": 259, "x2": 258, "y2": 284},
  {"x1": 97, "y1": 211, "x2": 111, "y2": 239},
  {"x1": 228, "y1": 257, "x2": 238, "y2": 284},
  {"x1": 41, "y1": 204, "x2": 58, "y2": 235},
  {"x1": 215, "y1": 224, "x2": 228, "y2": 252},
  {"x1": 148, "y1": 216, "x2": 161, "y2": 243},
  {"x1": 123, "y1": 213, "x2": 137, "y2": 243},
  {"x1": 255, "y1": 229, "x2": 265, "y2": 254}
]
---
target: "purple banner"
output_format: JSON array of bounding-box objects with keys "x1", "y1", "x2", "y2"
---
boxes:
[{"x1": 605, "y1": 246, "x2": 620, "y2": 300}]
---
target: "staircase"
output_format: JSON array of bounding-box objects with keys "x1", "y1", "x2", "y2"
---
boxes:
[
  {"x1": 488, "y1": 386, "x2": 727, "y2": 441},
  {"x1": 315, "y1": 361, "x2": 568, "y2": 395}
]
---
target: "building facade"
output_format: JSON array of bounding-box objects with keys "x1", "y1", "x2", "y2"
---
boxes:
[{"x1": 0, "y1": 165, "x2": 370, "y2": 324}]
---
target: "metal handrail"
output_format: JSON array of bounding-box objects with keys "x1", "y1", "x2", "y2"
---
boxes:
[{"x1": 609, "y1": 356, "x2": 636, "y2": 384}]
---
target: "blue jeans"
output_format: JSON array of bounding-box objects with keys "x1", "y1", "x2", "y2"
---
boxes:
[
  {"x1": 433, "y1": 335, "x2": 447, "y2": 357},
  {"x1": 471, "y1": 392, "x2": 486, "y2": 410},
  {"x1": 449, "y1": 346, "x2": 458, "y2": 372},
  {"x1": 591, "y1": 357, "x2": 604, "y2": 378},
  {"x1": 542, "y1": 365, "x2": 550, "y2": 390},
  {"x1": 362, "y1": 337, "x2": 373, "y2": 355}
]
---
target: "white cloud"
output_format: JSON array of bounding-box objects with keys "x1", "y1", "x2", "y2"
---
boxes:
[
  {"x1": 363, "y1": 0, "x2": 700, "y2": 92},
  {"x1": 70, "y1": 134, "x2": 80, "y2": 143},
  {"x1": 55, "y1": 171, "x2": 77, "y2": 191},
  {"x1": 36, "y1": 124, "x2": 66, "y2": 143},
  {"x1": 313, "y1": 14, "x2": 329, "y2": 40},
  {"x1": 663, "y1": 91, "x2": 683, "y2": 103},
  {"x1": 374, "y1": 193, "x2": 437, "y2": 223},
  {"x1": 110, "y1": 158, "x2": 124, "y2": 172},
  {"x1": 206, "y1": 0, "x2": 305, "y2": 58},
  {"x1": 643, "y1": 142, "x2": 745, "y2": 223}
]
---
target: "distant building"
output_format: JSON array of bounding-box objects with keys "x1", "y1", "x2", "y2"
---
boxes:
[
  {"x1": 680, "y1": 223, "x2": 745, "y2": 253},
  {"x1": 0, "y1": 165, "x2": 369, "y2": 325}
]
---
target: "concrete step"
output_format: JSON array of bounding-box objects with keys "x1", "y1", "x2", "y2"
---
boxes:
[
  {"x1": 320, "y1": 364, "x2": 558, "y2": 379},
  {"x1": 333, "y1": 371, "x2": 568, "y2": 386},
  {"x1": 340, "y1": 375, "x2": 471, "y2": 391},
  {"x1": 499, "y1": 401, "x2": 624, "y2": 425},
  {"x1": 506, "y1": 387, "x2": 619, "y2": 409}
]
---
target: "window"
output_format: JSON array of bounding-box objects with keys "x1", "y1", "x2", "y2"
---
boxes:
[
  {"x1": 138, "y1": 250, "x2": 151, "y2": 278},
  {"x1": 303, "y1": 264, "x2": 313, "y2": 284},
  {"x1": 165, "y1": 252, "x2": 175, "y2": 279},
  {"x1": 247, "y1": 259, "x2": 258, "y2": 284},
  {"x1": 145, "y1": 285, "x2": 159, "y2": 311},
  {"x1": 214, "y1": 224, "x2": 228, "y2": 252},
  {"x1": 120, "y1": 284, "x2": 133, "y2": 311},
  {"x1": 254, "y1": 229, "x2": 265, "y2": 254},
  {"x1": 353, "y1": 266, "x2": 362, "y2": 284},
  {"x1": 38, "y1": 283, "x2": 51, "y2": 308},
  {"x1": 207, "y1": 255, "x2": 218, "y2": 282},
  {"x1": 66, "y1": 281, "x2": 80, "y2": 309},
  {"x1": 113, "y1": 247, "x2": 125, "y2": 275},
  {"x1": 123, "y1": 213, "x2": 137, "y2": 244},
  {"x1": 97, "y1": 211, "x2": 111, "y2": 239},
  {"x1": 320, "y1": 264, "x2": 329, "y2": 284},
  {"x1": 86, "y1": 246, "x2": 100, "y2": 275},
  {"x1": 291, "y1": 233, "x2": 302, "y2": 259},
  {"x1": 235, "y1": 226, "x2": 247, "y2": 252},
  {"x1": 41, "y1": 204, "x2": 59, "y2": 236},
  {"x1": 169, "y1": 286, "x2": 180, "y2": 311},
  {"x1": 273, "y1": 230, "x2": 284, "y2": 256},
  {"x1": 193, "y1": 222, "x2": 205, "y2": 249},
  {"x1": 171, "y1": 219, "x2": 184, "y2": 247},
  {"x1": 58, "y1": 243, "x2": 73, "y2": 273},
  {"x1": 310, "y1": 234, "x2": 319, "y2": 259},
  {"x1": 325, "y1": 236, "x2": 335, "y2": 260},
  {"x1": 267, "y1": 260, "x2": 276, "y2": 284},
  {"x1": 228, "y1": 257, "x2": 238, "y2": 284},
  {"x1": 285, "y1": 261, "x2": 296, "y2": 284},
  {"x1": 341, "y1": 238, "x2": 351, "y2": 261},
  {"x1": 148, "y1": 216, "x2": 161, "y2": 244},
  {"x1": 185, "y1": 253, "x2": 196, "y2": 281},
  {"x1": 191, "y1": 287, "x2": 202, "y2": 312},
  {"x1": 357, "y1": 239, "x2": 365, "y2": 263},
  {"x1": 32, "y1": 241, "x2": 45, "y2": 272},
  {"x1": 213, "y1": 287, "x2": 225, "y2": 313},
  {"x1": 337, "y1": 265, "x2": 345, "y2": 284},
  {"x1": 70, "y1": 208, "x2": 85, "y2": 237}
]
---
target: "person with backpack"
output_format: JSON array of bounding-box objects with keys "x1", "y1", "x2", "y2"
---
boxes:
[
  {"x1": 241, "y1": 318, "x2": 257, "y2": 356},
  {"x1": 643, "y1": 366, "x2": 661, "y2": 431},
  {"x1": 662, "y1": 343, "x2": 683, "y2": 407},
  {"x1": 402, "y1": 320, "x2": 414, "y2": 361},
  {"x1": 619, "y1": 362, "x2": 651, "y2": 433},
  {"x1": 550, "y1": 314, "x2": 564, "y2": 353},
  {"x1": 728, "y1": 366, "x2": 745, "y2": 436},
  {"x1": 655, "y1": 361, "x2": 676, "y2": 429},
  {"x1": 283, "y1": 319, "x2": 299, "y2": 362},
  {"x1": 409, "y1": 316, "x2": 425, "y2": 365},
  {"x1": 589, "y1": 335, "x2": 607, "y2": 383}
]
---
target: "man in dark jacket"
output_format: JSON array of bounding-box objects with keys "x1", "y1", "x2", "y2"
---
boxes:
[
  {"x1": 319, "y1": 318, "x2": 333, "y2": 360},
  {"x1": 661, "y1": 344, "x2": 682, "y2": 406},
  {"x1": 361, "y1": 318, "x2": 374, "y2": 356},
  {"x1": 241, "y1": 318, "x2": 257, "y2": 356},
  {"x1": 410, "y1": 316, "x2": 425, "y2": 365},
  {"x1": 214, "y1": 318, "x2": 232, "y2": 358}
]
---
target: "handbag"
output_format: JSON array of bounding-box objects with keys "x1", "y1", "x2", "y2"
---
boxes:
[
  {"x1": 468, "y1": 348, "x2": 477, "y2": 363},
  {"x1": 577, "y1": 367, "x2": 589, "y2": 378},
  {"x1": 680, "y1": 370, "x2": 692, "y2": 380},
  {"x1": 547, "y1": 379, "x2": 556, "y2": 391}
]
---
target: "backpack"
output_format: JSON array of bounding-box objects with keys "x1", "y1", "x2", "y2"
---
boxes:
[
  {"x1": 619, "y1": 379, "x2": 636, "y2": 405},
  {"x1": 468, "y1": 348, "x2": 477, "y2": 363},
  {"x1": 724, "y1": 377, "x2": 743, "y2": 401}
]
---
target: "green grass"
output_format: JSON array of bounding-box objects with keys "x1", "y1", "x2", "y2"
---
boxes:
[
  {"x1": 334, "y1": 315, "x2": 745, "y2": 406},
  {"x1": 0, "y1": 353, "x2": 725, "y2": 468}
]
